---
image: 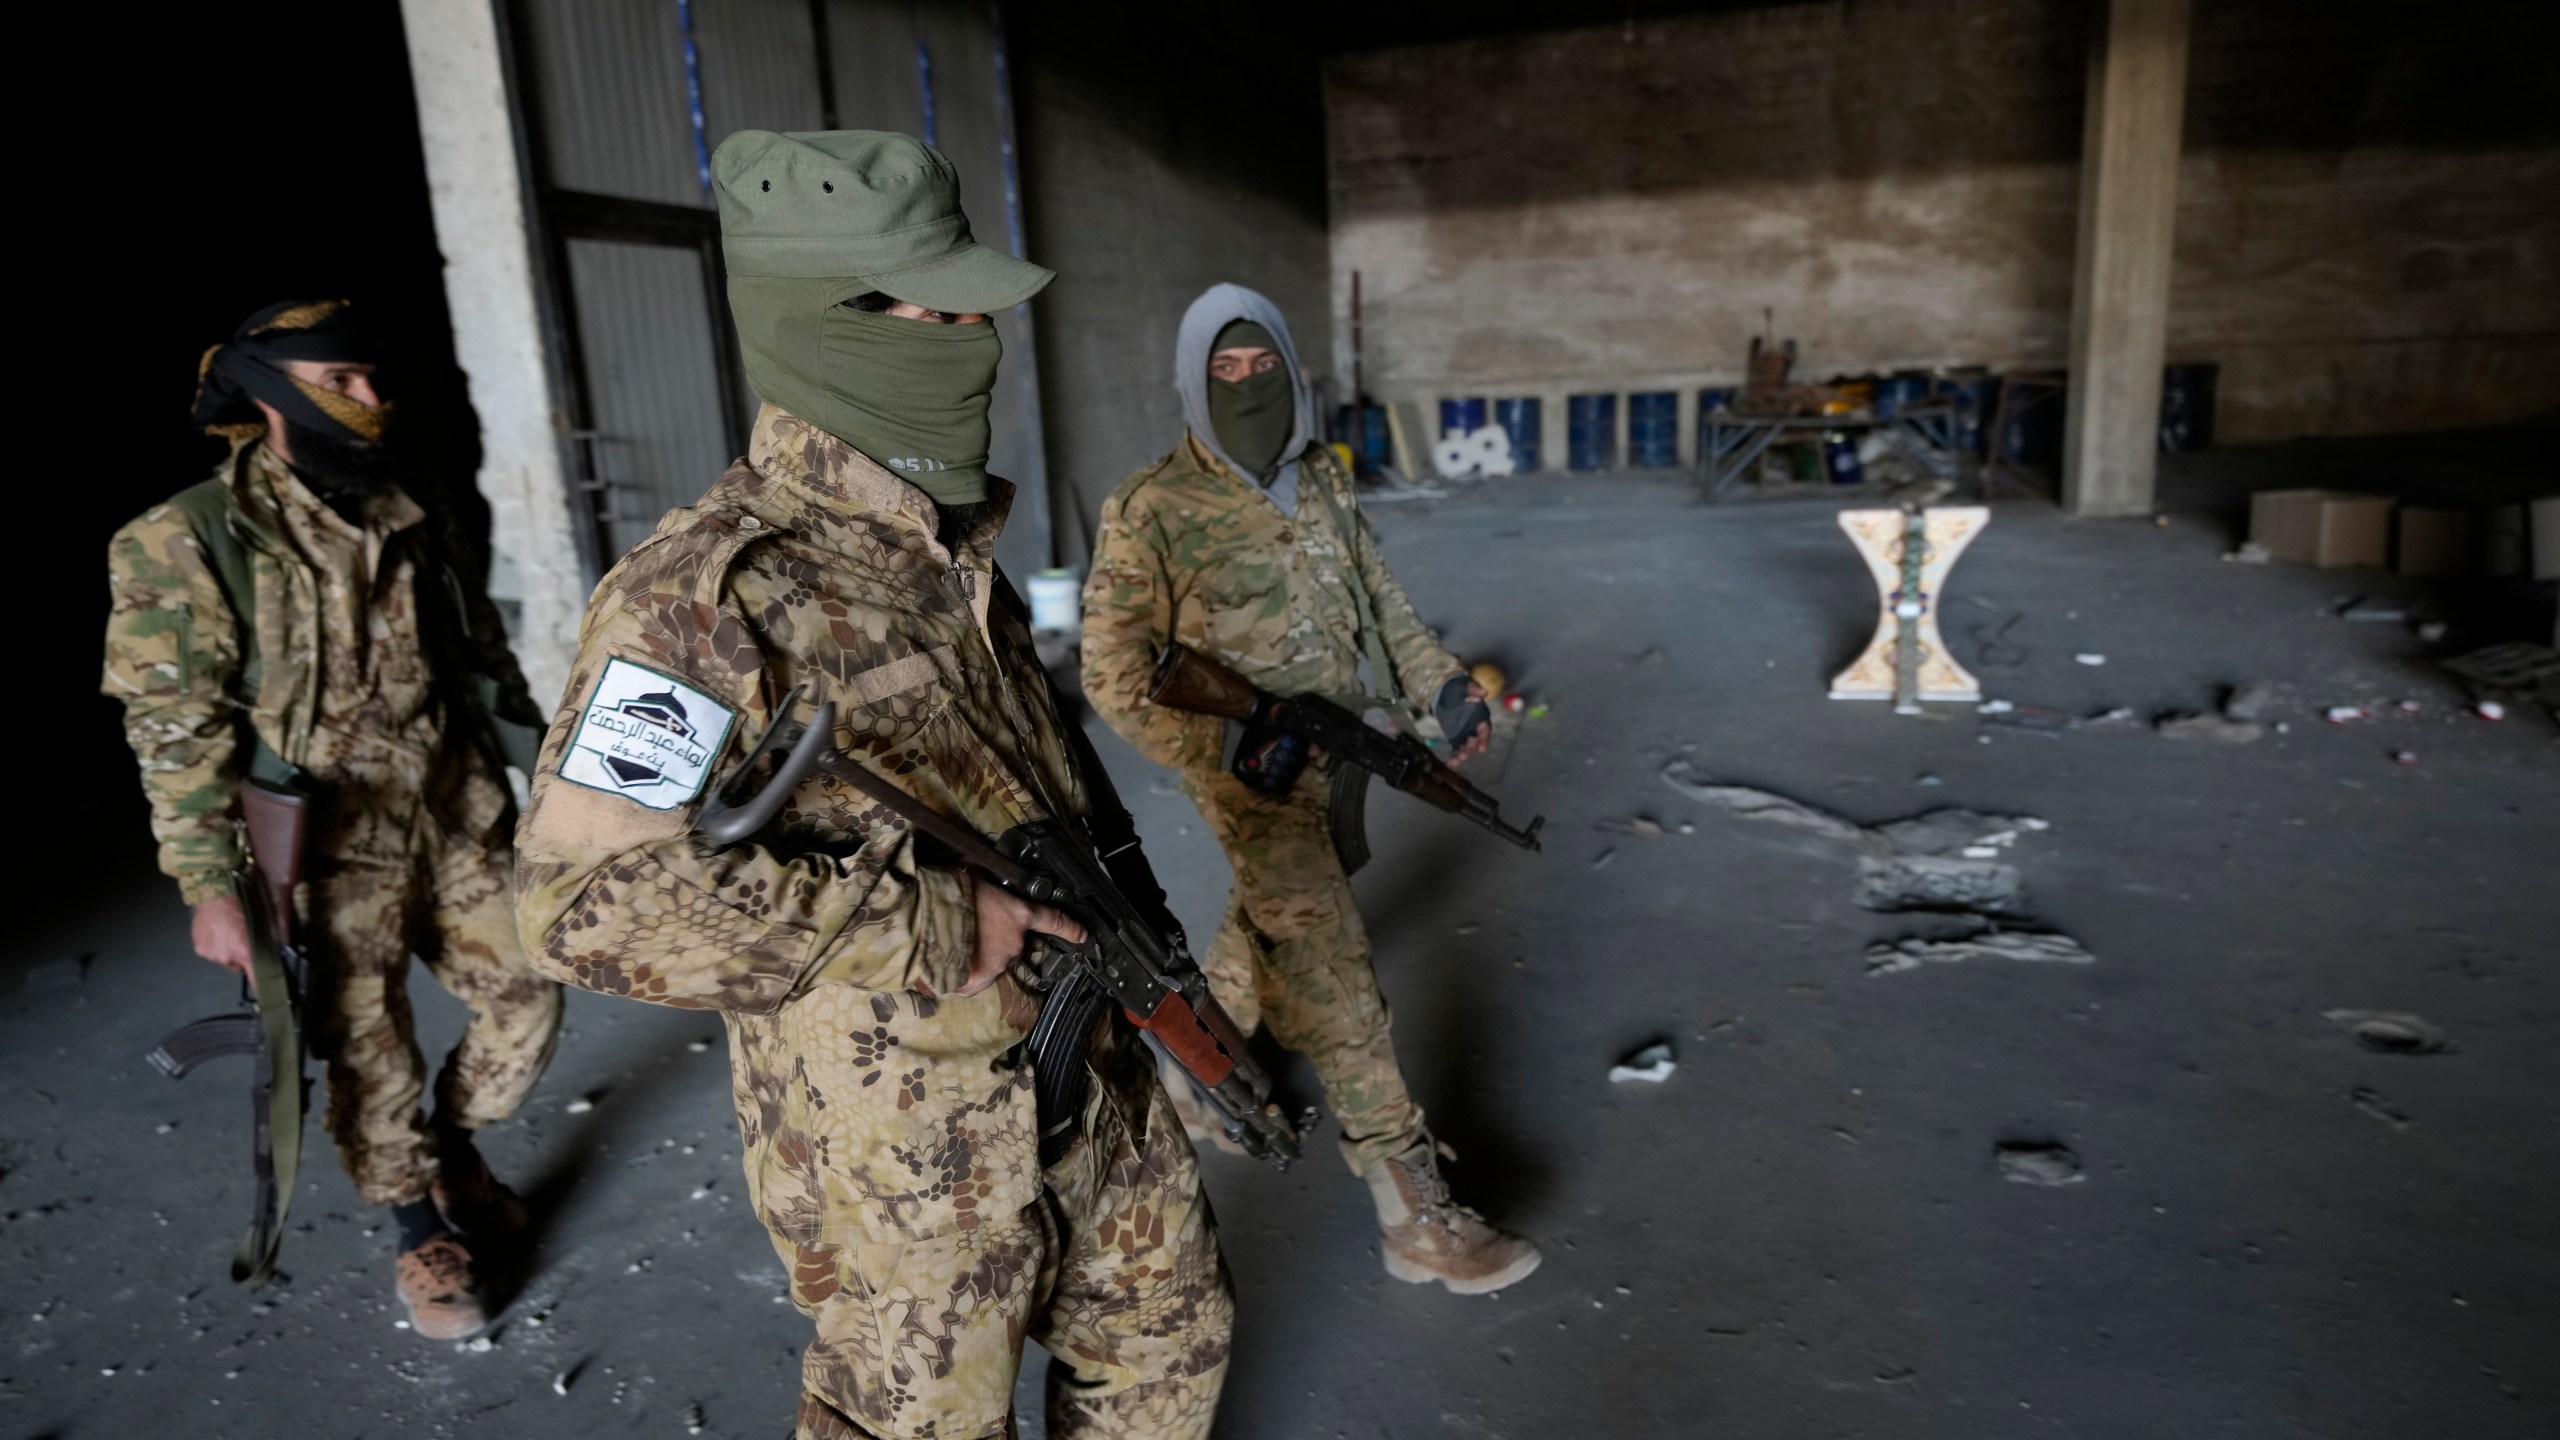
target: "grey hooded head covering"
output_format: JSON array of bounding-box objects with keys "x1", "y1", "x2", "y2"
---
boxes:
[{"x1": 1177, "y1": 283, "x2": 1314, "y2": 513}]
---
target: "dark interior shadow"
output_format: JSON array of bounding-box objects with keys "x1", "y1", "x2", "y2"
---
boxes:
[{"x1": 479, "y1": 1014, "x2": 726, "y2": 1319}]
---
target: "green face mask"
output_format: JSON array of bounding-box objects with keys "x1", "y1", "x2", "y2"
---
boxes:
[
  {"x1": 732, "y1": 280, "x2": 1003, "y2": 504},
  {"x1": 1209, "y1": 366, "x2": 1295, "y2": 482}
]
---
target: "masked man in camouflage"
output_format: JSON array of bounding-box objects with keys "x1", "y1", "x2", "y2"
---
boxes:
[
  {"x1": 515, "y1": 131, "x2": 1231, "y2": 1440},
  {"x1": 1080, "y1": 285, "x2": 1540, "y2": 1295},
  {"x1": 102, "y1": 300, "x2": 563, "y2": 1338}
]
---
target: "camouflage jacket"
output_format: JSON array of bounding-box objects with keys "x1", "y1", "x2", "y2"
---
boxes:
[
  {"x1": 101, "y1": 441, "x2": 534, "y2": 904},
  {"x1": 1081, "y1": 434, "x2": 1463, "y2": 775},
  {"x1": 515, "y1": 405, "x2": 1095, "y2": 1245}
]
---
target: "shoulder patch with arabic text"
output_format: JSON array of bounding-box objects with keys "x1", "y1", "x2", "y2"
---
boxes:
[{"x1": 558, "y1": 658, "x2": 737, "y2": 810}]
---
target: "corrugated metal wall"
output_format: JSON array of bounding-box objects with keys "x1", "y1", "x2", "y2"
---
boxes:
[
  {"x1": 564, "y1": 239, "x2": 738, "y2": 557},
  {"x1": 520, "y1": 0, "x2": 699, "y2": 206},
  {"x1": 512, "y1": 0, "x2": 1053, "y2": 578}
]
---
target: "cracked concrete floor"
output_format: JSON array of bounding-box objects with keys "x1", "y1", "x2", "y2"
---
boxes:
[{"x1": 6, "y1": 448, "x2": 2556, "y2": 1439}]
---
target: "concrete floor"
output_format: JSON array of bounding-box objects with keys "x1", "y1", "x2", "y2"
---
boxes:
[{"x1": 6, "y1": 441, "x2": 2556, "y2": 1439}]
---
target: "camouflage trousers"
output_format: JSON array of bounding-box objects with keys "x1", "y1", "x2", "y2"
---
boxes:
[
  {"x1": 783, "y1": 1028, "x2": 1232, "y2": 1440},
  {"x1": 306, "y1": 832, "x2": 562, "y2": 1206},
  {"x1": 1182, "y1": 767, "x2": 1426, "y2": 1175}
]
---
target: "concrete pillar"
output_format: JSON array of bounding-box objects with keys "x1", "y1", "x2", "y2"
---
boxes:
[
  {"x1": 2062, "y1": 0, "x2": 2192, "y2": 518},
  {"x1": 398, "y1": 0, "x2": 589, "y2": 710}
]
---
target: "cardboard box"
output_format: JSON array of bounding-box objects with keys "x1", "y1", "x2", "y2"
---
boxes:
[
  {"x1": 2249, "y1": 489, "x2": 2393, "y2": 569},
  {"x1": 2396, "y1": 506, "x2": 2473, "y2": 579}
]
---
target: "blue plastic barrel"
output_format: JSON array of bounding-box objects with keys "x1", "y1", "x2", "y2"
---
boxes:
[
  {"x1": 2159, "y1": 363, "x2": 2217, "y2": 452},
  {"x1": 1566, "y1": 394, "x2": 1617, "y2": 471},
  {"x1": 1438, "y1": 397, "x2": 1488, "y2": 439},
  {"x1": 1941, "y1": 374, "x2": 1999, "y2": 455},
  {"x1": 1821, "y1": 431, "x2": 1864, "y2": 486},
  {"x1": 1494, "y1": 397, "x2": 1541, "y2": 472},
  {"x1": 1875, "y1": 371, "x2": 1931, "y2": 419},
  {"x1": 1344, "y1": 405, "x2": 1387, "y2": 470},
  {"x1": 1628, "y1": 392, "x2": 1678, "y2": 468}
]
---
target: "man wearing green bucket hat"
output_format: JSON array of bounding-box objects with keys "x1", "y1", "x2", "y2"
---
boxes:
[{"x1": 516, "y1": 131, "x2": 1231, "y2": 1439}]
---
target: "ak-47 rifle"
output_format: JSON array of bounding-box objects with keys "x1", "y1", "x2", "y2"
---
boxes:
[
  {"x1": 146, "y1": 774, "x2": 314, "y2": 1285},
  {"x1": 695, "y1": 687, "x2": 1303, "y2": 1170},
  {"x1": 1148, "y1": 642, "x2": 1545, "y2": 853}
]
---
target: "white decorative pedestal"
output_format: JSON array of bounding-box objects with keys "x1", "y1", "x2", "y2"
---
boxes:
[{"x1": 1829, "y1": 506, "x2": 1989, "y2": 712}]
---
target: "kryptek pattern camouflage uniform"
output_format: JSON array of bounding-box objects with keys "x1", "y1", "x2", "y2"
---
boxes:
[{"x1": 515, "y1": 407, "x2": 1230, "y2": 1439}]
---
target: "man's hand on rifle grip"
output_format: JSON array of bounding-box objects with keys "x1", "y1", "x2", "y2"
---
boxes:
[
  {"x1": 960, "y1": 871, "x2": 1087, "y2": 998},
  {"x1": 1449, "y1": 679, "x2": 1492, "y2": 764},
  {"x1": 191, "y1": 893, "x2": 254, "y2": 978}
]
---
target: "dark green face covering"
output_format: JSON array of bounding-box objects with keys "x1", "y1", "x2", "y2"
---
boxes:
[
  {"x1": 1209, "y1": 367, "x2": 1294, "y2": 483},
  {"x1": 732, "y1": 278, "x2": 1004, "y2": 504}
]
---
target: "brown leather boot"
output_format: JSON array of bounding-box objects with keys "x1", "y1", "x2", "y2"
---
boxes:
[
  {"x1": 395, "y1": 1233, "x2": 489, "y2": 1340},
  {"x1": 1157, "y1": 1050, "x2": 1246, "y2": 1157},
  {"x1": 431, "y1": 1134, "x2": 529, "y2": 1241},
  {"x1": 1363, "y1": 1136, "x2": 1542, "y2": 1294}
]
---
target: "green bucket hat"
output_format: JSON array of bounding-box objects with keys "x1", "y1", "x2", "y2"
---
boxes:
[{"x1": 712, "y1": 129, "x2": 1053, "y2": 312}]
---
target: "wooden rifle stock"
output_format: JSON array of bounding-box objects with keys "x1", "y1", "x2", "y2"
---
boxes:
[{"x1": 238, "y1": 778, "x2": 310, "y2": 950}]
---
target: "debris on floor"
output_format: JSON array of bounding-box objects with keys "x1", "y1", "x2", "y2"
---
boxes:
[
  {"x1": 1865, "y1": 926, "x2": 2096, "y2": 975},
  {"x1": 1663, "y1": 764, "x2": 2097, "y2": 965},
  {"x1": 1608, "y1": 1041, "x2": 1678, "y2": 1084},
  {"x1": 2156, "y1": 711, "x2": 2265, "y2": 744},
  {"x1": 2442, "y1": 641, "x2": 2560, "y2": 711},
  {"x1": 2221, "y1": 541, "x2": 2270, "y2": 563},
  {"x1": 1995, "y1": 1141, "x2": 2085, "y2": 1187},
  {"x1": 2073, "y1": 652, "x2": 2107, "y2": 666},
  {"x1": 2348, "y1": 1087, "x2": 2413, "y2": 1130},
  {"x1": 2324, "y1": 1009, "x2": 2452, "y2": 1055},
  {"x1": 1596, "y1": 815, "x2": 1665, "y2": 838}
]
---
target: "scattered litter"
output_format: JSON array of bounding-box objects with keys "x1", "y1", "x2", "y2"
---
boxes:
[
  {"x1": 1597, "y1": 816, "x2": 1664, "y2": 839},
  {"x1": 1975, "y1": 698, "x2": 2015, "y2": 714},
  {"x1": 553, "y1": 1370, "x2": 575, "y2": 1397},
  {"x1": 2323, "y1": 1010, "x2": 2451, "y2": 1055},
  {"x1": 2391, "y1": 750, "x2": 2417, "y2": 765},
  {"x1": 2416, "y1": 621, "x2": 2449, "y2": 644},
  {"x1": 1980, "y1": 703, "x2": 2071, "y2": 737},
  {"x1": 686, "y1": 1039, "x2": 711, "y2": 1053},
  {"x1": 458, "y1": 1335, "x2": 494, "y2": 1354},
  {"x1": 1866, "y1": 928, "x2": 2095, "y2": 974},
  {"x1": 2396, "y1": 699, "x2": 2422, "y2": 713},
  {"x1": 565, "y1": 1095, "x2": 597, "y2": 1114},
  {"x1": 686, "y1": 1402, "x2": 708, "y2": 1436},
  {"x1": 1608, "y1": 1041, "x2": 1677, "y2": 1084},
  {"x1": 2156, "y1": 711, "x2": 2265, "y2": 744},
  {"x1": 1500, "y1": 692, "x2": 1526, "y2": 713},
  {"x1": 1526, "y1": 703, "x2": 1551, "y2": 719},
  {"x1": 1914, "y1": 772, "x2": 1943, "y2": 787},
  {"x1": 2082, "y1": 706, "x2": 2139, "y2": 728},
  {"x1": 2348, "y1": 1087, "x2": 2412, "y2": 1131},
  {"x1": 2073, "y1": 653, "x2": 2107, "y2": 666},
  {"x1": 1676, "y1": 821, "x2": 1696, "y2": 835},
  {"x1": 1591, "y1": 848, "x2": 1616, "y2": 871},
  {"x1": 2443, "y1": 642, "x2": 2560, "y2": 708},
  {"x1": 1995, "y1": 1142, "x2": 2084, "y2": 1187},
  {"x1": 156, "y1": 1122, "x2": 176, "y2": 1135},
  {"x1": 2223, "y1": 682, "x2": 2278, "y2": 722},
  {"x1": 2324, "y1": 706, "x2": 2366, "y2": 724},
  {"x1": 2476, "y1": 700, "x2": 2506, "y2": 721},
  {"x1": 2222, "y1": 542, "x2": 2270, "y2": 564}
]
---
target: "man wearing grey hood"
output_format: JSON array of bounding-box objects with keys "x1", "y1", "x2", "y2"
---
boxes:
[{"x1": 1081, "y1": 284, "x2": 1538, "y2": 1295}]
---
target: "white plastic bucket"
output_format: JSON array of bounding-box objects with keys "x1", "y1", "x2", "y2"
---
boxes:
[{"x1": 1026, "y1": 568, "x2": 1082, "y2": 632}]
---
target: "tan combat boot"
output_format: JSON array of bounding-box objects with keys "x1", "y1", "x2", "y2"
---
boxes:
[
  {"x1": 431, "y1": 1137, "x2": 529, "y2": 1241},
  {"x1": 1157, "y1": 1050, "x2": 1246, "y2": 1157},
  {"x1": 1363, "y1": 1136, "x2": 1542, "y2": 1294},
  {"x1": 394, "y1": 1233, "x2": 489, "y2": 1340}
]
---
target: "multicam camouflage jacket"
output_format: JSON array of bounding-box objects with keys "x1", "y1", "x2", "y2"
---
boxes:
[
  {"x1": 101, "y1": 440, "x2": 535, "y2": 904},
  {"x1": 1080, "y1": 433, "x2": 1463, "y2": 775},
  {"x1": 514, "y1": 405, "x2": 1099, "y2": 1245}
]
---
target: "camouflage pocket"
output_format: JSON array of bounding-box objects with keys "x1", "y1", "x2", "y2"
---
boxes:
[
  {"x1": 831, "y1": 644, "x2": 960, "y2": 749},
  {"x1": 830, "y1": 1208, "x2": 1047, "y2": 1438}
]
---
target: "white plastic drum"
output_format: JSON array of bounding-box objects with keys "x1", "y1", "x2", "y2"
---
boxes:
[{"x1": 1025, "y1": 568, "x2": 1082, "y2": 632}]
